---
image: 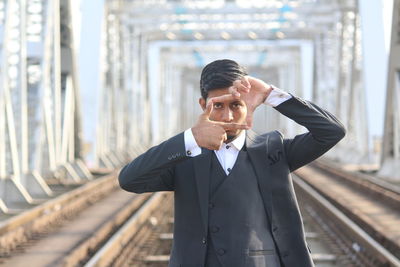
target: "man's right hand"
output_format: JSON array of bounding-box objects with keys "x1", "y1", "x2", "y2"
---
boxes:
[{"x1": 191, "y1": 95, "x2": 249, "y2": 150}]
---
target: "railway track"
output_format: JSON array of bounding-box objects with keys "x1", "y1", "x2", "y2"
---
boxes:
[
  {"x1": 293, "y1": 175, "x2": 400, "y2": 267},
  {"x1": 295, "y1": 160, "x2": 400, "y2": 261},
  {"x1": 0, "y1": 146, "x2": 149, "y2": 266},
  {"x1": 83, "y1": 161, "x2": 400, "y2": 267},
  {"x1": 85, "y1": 191, "x2": 353, "y2": 267},
  {"x1": 0, "y1": 174, "x2": 151, "y2": 266},
  {"x1": 0, "y1": 159, "x2": 398, "y2": 267}
]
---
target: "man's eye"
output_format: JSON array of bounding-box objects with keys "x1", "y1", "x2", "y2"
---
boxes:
[
  {"x1": 213, "y1": 103, "x2": 223, "y2": 109},
  {"x1": 232, "y1": 103, "x2": 243, "y2": 108}
]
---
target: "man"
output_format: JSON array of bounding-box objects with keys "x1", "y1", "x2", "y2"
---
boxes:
[{"x1": 119, "y1": 59, "x2": 345, "y2": 267}]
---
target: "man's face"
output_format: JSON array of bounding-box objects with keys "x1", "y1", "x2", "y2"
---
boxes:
[{"x1": 199, "y1": 88, "x2": 247, "y2": 141}]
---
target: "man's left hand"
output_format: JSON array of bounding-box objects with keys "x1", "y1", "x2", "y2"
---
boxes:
[{"x1": 229, "y1": 76, "x2": 273, "y2": 127}]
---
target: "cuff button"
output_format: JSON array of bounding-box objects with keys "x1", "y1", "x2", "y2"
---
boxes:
[{"x1": 187, "y1": 150, "x2": 192, "y2": 156}]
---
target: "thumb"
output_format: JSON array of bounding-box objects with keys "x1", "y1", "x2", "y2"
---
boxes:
[
  {"x1": 246, "y1": 110, "x2": 254, "y2": 128},
  {"x1": 202, "y1": 99, "x2": 214, "y2": 119}
]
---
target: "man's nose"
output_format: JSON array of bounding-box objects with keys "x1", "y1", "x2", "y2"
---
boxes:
[{"x1": 221, "y1": 108, "x2": 233, "y2": 122}]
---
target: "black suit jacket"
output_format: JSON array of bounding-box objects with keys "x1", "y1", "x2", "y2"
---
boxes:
[{"x1": 119, "y1": 96, "x2": 346, "y2": 267}]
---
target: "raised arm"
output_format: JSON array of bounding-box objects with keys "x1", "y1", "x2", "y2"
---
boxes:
[
  {"x1": 275, "y1": 96, "x2": 346, "y2": 172},
  {"x1": 230, "y1": 76, "x2": 346, "y2": 171}
]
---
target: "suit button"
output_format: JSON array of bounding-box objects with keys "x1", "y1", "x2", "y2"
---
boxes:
[
  {"x1": 211, "y1": 226, "x2": 219, "y2": 233},
  {"x1": 217, "y1": 248, "x2": 226, "y2": 256},
  {"x1": 202, "y1": 237, "x2": 207, "y2": 244},
  {"x1": 208, "y1": 203, "x2": 215, "y2": 209}
]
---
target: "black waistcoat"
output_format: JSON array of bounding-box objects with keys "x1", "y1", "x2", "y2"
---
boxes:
[{"x1": 205, "y1": 150, "x2": 281, "y2": 267}]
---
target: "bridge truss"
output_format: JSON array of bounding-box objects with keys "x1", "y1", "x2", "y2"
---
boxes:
[
  {"x1": 98, "y1": 0, "x2": 369, "y2": 163},
  {"x1": 0, "y1": 0, "x2": 398, "y2": 211}
]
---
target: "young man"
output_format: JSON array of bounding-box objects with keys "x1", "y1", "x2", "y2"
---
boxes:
[{"x1": 119, "y1": 59, "x2": 345, "y2": 267}]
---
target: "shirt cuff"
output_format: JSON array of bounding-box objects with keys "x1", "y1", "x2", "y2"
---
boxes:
[
  {"x1": 264, "y1": 85, "x2": 292, "y2": 107},
  {"x1": 184, "y1": 128, "x2": 202, "y2": 157}
]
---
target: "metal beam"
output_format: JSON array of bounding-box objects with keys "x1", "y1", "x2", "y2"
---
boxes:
[
  {"x1": 0, "y1": 0, "x2": 90, "y2": 212},
  {"x1": 380, "y1": 0, "x2": 400, "y2": 181}
]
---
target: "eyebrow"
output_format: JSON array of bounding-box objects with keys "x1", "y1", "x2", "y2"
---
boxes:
[
  {"x1": 210, "y1": 99, "x2": 244, "y2": 105},
  {"x1": 213, "y1": 99, "x2": 243, "y2": 103}
]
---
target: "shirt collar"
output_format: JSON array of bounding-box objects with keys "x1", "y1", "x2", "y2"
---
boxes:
[{"x1": 228, "y1": 130, "x2": 246, "y2": 151}]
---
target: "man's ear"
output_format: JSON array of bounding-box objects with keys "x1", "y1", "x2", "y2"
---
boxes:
[{"x1": 199, "y1": 97, "x2": 206, "y2": 111}]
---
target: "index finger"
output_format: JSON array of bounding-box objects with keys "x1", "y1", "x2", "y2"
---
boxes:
[{"x1": 215, "y1": 121, "x2": 249, "y2": 131}]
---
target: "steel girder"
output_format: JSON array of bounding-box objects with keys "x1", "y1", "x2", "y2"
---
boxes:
[
  {"x1": 101, "y1": 0, "x2": 369, "y2": 165},
  {"x1": 0, "y1": 0, "x2": 90, "y2": 213},
  {"x1": 380, "y1": 0, "x2": 400, "y2": 181},
  {"x1": 313, "y1": 0, "x2": 369, "y2": 163},
  {"x1": 96, "y1": 0, "x2": 151, "y2": 167},
  {"x1": 118, "y1": 2, "x2": 340, "y2": 41}
]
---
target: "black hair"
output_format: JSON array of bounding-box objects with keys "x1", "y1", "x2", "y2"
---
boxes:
[{"x1": 200, "y1": 59, "x2": 247, "y2": 99}]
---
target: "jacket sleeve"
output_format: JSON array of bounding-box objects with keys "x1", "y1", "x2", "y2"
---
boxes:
[
  {"x1": 118, "y1": 132, "x2": 189, "y2": 193},
  {"x1": 274, "y1": 96, "x2": 346, "y2": 172}
]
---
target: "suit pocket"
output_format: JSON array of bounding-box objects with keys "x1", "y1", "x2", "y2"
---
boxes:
[
  {"x1": 249, "y1": 249, "x2": 274, "y2": 256},
  {"x1": 245, "y1": 249, "x2": 280, "y2": 267}
]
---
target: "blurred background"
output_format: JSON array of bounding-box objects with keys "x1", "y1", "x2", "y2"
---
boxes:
[{"x1": 0, "y1": 0, "x2": 399, "y2": 266}]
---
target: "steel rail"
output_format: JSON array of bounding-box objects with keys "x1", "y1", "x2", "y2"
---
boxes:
[
  {"x1": 0, "y1": 171, "x2": 118, "y2": 255},
  {"x1": 314, "y1": 159, "x2": 400, "y2": 195},
  {"x1": 293, "y1": 175, "x2": 400, "y2": 267},
  {"x1": 84, "y1": 192, "x2": 168, "y2": 267},
  {"x1": 312, "y1": 160, "x2": 400, "y2": 210},
  {"x1": 295, "y1": 163, "x2": 400, "y2": 260}
]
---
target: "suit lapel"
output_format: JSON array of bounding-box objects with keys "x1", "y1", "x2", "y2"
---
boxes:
[
  {"x1": 246, "y1": 130, "x2": 273, "y2": 222},
  {"x1": 193, "y1": 148, "x2": 212, "y2": 234}
]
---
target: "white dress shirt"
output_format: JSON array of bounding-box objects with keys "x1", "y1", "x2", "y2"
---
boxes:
[{"x1": 184, "y1": 86, "x2": 292, "y2": 174}]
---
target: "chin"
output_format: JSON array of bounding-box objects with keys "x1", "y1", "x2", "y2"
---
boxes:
[
  {"x1": 226, "y1": 131, "x2": 240, "y2": 142},
  {"x1": 227, "y1": 129, "x2": 243, "y2": 136}
]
